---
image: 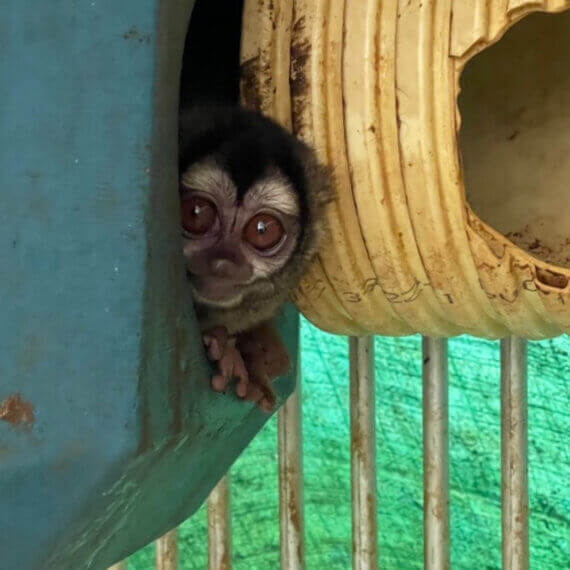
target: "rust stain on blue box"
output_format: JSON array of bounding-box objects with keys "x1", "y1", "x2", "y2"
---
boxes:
[{"x1": 0, "y1": 1, "x2": 297, "y2": 568}]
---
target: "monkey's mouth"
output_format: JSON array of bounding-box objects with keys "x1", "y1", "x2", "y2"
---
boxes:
[
  {"x1": 189, "y1": 278, "x2": 245, "y2": 309},
  {"x1": 188, "y1": 274, "x2": 276, "y2": 309}
]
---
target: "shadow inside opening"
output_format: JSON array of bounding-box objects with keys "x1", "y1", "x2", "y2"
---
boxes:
[{"x1": 459, "y1": 10, "x2": 570, "y2": 269}]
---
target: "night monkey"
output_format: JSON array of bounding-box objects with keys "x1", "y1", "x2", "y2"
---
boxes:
[{"x1": 179, "y1": 105, "x2": 331, "y2": 411}]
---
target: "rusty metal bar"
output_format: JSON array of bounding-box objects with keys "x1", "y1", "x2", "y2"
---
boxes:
[
  {"x1": 500, "y1": 337, "x2": 529, "y2": 570},
  {"x1": 278, "y1": 361, "x2": 305, "y2": 570},
  {"x1": 349, "y1": 336, "x2": 378, "y2": 570},
  {"x1": 422, "y1": 337, "x2": 450, "y2": 570},
  {"x1": 208, "y1": 475, "x2": 231, "y2": 570},
  {"x1": 155, "y1": 529, "x2": 178, "y2": 570}
]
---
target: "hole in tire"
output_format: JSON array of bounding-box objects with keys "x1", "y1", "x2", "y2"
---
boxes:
[{"x1": 459, "y1": 10, "x2": 570, "y2": 268}]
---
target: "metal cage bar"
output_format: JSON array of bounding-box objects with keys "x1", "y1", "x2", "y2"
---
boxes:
[
  {"x1": 208, "y1": 474, "x2": 232, "y2": 570},
  {"x1": 278, "y1": 370, "x2": 305, "y2": 570},
  {"x1": 500, "y1": 337, "x2": 529, "y2": 570},
  {"x1": 422, "y1": 337, "x2": 450, "y2": 570},
  {"x1": 111, "y1": 335, "x2": 539, "y2": 569},
  {"x1": 349, "y1": 336, "x2": 378, "y2": 570},
  {"x1": 155, "y1": 529, "x2": 178, "y2": 570}
]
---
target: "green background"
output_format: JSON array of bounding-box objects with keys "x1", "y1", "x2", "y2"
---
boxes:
[{"x1": 128, "y1": 319, "x2": 569, "y2": 569}]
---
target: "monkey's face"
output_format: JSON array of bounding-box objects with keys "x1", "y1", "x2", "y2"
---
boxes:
[{"x1": 180, "y1": 159, "x2": 301, "y2": 309}]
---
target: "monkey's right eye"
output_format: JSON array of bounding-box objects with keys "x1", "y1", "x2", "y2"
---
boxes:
[{"x1": 181, "y1": 196, "x2": 217, "y2": 235}]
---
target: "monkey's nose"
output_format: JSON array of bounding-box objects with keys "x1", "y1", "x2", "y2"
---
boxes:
[{"x1": 210, "y1": 258, "x2": 238, "y2": 278}]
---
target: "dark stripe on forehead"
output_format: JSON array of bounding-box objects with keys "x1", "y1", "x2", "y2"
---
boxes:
[
  {"x1": 220, "y1": 134, "x2": 272, "y2": 197},
  {"x1": 220, "y1": 132, "x2": 301, "y2": 199}
]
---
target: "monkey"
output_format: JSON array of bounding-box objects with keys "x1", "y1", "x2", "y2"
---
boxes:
[{"x1": 179, "y1": 105, "x2": 331, "y2": 411}]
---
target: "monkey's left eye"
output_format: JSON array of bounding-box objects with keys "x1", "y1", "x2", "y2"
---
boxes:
[
  {"x1": 244, "y1": 213, "x2": 284, "y2": 251},
  {"x1": 181, "y1": 196, "x2": 217, "y2": 235}
]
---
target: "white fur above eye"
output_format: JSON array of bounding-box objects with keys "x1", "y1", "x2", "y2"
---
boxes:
[
  {"x1": 181, "y1": 160, "x2": 236, "y2": 202},
  {"x1": 245, "y1": 172, "x2": 299, "y2": 216}
]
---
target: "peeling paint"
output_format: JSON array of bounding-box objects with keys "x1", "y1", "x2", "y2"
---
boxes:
[{"x1": 0, "y1": 393, "x2": 35, "y2": 429}]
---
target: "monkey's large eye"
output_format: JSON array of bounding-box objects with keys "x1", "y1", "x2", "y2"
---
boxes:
[
  {"x1": 244, "y1": 213, "x2": 284, "y2": 251},
  {"x1": 181, "y1": 196, "x2": 217, "y2": 235}
]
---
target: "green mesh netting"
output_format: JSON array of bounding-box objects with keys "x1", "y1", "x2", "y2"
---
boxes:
[{"x1": 128, "y1": 319, "x2": 569, "y2": 569}]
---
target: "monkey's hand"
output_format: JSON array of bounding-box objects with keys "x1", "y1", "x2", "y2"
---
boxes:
[{"x1": 203, "y1": 323, "x2": 290, "y2": 413}]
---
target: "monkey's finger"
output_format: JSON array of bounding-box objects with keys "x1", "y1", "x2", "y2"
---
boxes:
[
  {"x1": 235, "y1": 363, "x2": 251, "y2": 398},
  {"x1": 259, "y1": 396, "x2": 275, "y2": 413},
  {"x1": 219, "y1": 354, "x2": 239, "y2": 379},
  {"x1": 259, "y1": 384, "x2": 276, "y2": 410},
  {"x1": 243, "y1": 383, "x2": 264, "y2": 403},
  {"x1": 204, "y1": 338, "x2": 223, "y2": 361},
  {"x1": 203, "y1": 331, "x2": 228, "y2": 361},
  {"x1": 211, "y1": 374, "x2": 230, "y2": 392},
  {"x1": 231, "y1": 351, "x2": 250, "y2": 398},
  {"x1": 236, "y1": 374, "x2": 250, "y2": 398},
  {"x1": 203, "y1": 327, "x2": 230, "y2": 360}
]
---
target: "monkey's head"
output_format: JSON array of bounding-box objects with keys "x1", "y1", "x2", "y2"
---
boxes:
[
  {"x1": 180, "y1": 159, "x2": 301, "y2": 308},
  {"x1": 179, "y1": 106, "x2": 331, "y2": 325}
]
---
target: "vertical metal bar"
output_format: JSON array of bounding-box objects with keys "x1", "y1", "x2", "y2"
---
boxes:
[
  {"x1": 422, "y1": 337, "x2": 450, "y2": 570},
  {"x1": 155, "y1": 529, "x2": 178, "y2": 570},
  {"x1": 349, "y1": 336, "x2": 378, "y2": 570},
  {"x1": 278, "y1": 359, "x2": 305, "y2": 570},
  {"x1": 208, "y1": 475, "x2": 231, "y2": 570},
  {"x1": 500, "y1": 337, "x2": 529, "y2": 570},
  {"x1": 108, "y1": 562, "x2": 127, "y2": 570}
]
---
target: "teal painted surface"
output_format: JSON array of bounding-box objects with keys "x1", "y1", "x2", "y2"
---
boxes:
[
  {"x1": 0, "y1": 2, "x2": 297, "y2": 569},
  {"x1": 127, "y1": 321, "x2": 569, "y2": 570}
]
